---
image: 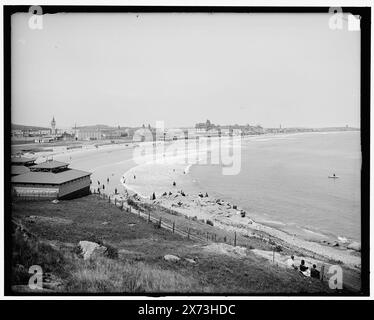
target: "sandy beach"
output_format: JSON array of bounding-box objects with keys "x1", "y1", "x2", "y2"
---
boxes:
[{"x1": 122, "y1": 161, "x2": 361, "y2": 269}]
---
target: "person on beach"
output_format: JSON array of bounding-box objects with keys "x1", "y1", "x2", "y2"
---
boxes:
[
  {"x1": 310, "y1": 264, "x2": 320, "y2": 279},
  {"x1": 115, "y1": 188, "x2": 117, "y2": 195},
  {"x1": 134, "y1": 175, "x2": 136, "y2": 179},
  {"x1": 173, "y1": 181, "x2": 176, "y2": 186},
  {"x1": 286, "y1": 255, "x2": 297, "y2": 270},
  {"x1": 107, "y1": 177, "x2": 109, "y2": 183},
  {"x1": 102, "y1": 185, "x2": 105, "y2": 190},
  {"x1": 205, "y1": 192, "x2": 209, "y2": 197},
  {"x1": 98, "y1": 181, "x2": 100, "y2": 185}
]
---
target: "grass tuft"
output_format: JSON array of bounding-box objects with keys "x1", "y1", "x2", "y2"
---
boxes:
[
  {"x1": 66, "y1": 257, "x2": 209, "y2": 293},
  {"x1": 12, "y1": 224, "x2": 68, "y2": 285}
]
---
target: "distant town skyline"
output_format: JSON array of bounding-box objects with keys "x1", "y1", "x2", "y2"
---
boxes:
[
  {"x1": 12, "y1": 12, "x2": 360, "y2": 129},
  {"x1": 11, "y1": 119, "x2": 359, "y2": 130}
]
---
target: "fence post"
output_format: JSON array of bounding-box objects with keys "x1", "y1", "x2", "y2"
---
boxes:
[
  {"x1": 148, "y1": 212, "x2": 150, "y2": 223},
  {"x1": 234, "y1": 231, "x2": 237, "y2": 247},
  {"x1": 172, "y1": 221, "x2": 175, "y2": 233},
  {"x1": 320, "y1": 265, "x2": 325, "y2": 281},
  {"x1": 108, "y1": 195, "x2": 111, "y2": 203}
]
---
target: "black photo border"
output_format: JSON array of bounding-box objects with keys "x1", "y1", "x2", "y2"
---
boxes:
[{"x1": 3, "y1": 5, "x2": 371, "y2": 297}]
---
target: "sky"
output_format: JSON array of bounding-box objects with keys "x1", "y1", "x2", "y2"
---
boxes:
[{"x1": 11, "y1": 12, "x2": 360, "y2": 129}]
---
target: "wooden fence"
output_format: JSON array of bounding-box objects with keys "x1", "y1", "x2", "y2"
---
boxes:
[
  {"x1": 92, "y1": 190, "x2": 329, "y2": 285},
  {"x1": 93, "y1": 190, "x2": 241, "y2": 246}
]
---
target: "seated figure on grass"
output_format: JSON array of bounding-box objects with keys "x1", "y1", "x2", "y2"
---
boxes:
[
  {"x1": 286, "y1": 255, "x2": 297, "y2": 270},
  {"x1": 299, "y1": 259, "x2": 311, "y2": 277},
  {"x1": 310, "y1": 264, "x2": 321, "y2": 279}
]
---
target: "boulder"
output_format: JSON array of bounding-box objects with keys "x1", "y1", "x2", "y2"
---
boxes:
[
  {"x1": 347, "y1": 241, "x2": 361, "y2": 252},
  {"x1": 164, "y1": 254, "x2": 180, "y2": 262},
  {"x1": 78, "y1": 241, "x2": 107, "y2": 260},
  {"x1": 185, "y1": 258, "x2": 196, "y2": 264},
  {"x1": 338, "y1": 236, "x2": 348, "y2": 243}
]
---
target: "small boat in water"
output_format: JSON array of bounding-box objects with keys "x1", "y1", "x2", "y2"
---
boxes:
[{"x1": 328, "y1": 174, "x2": 339, "y2": 179}]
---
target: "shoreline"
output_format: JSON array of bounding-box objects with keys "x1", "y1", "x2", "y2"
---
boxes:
[
  {"x1": 118, "y1": 134, "x2": 361, "y2": 269},
  {"x1": 16, "y1": 131, "x2": 361, "y2": 270},
  {"x1": 121, "y1": 162, "x2": 361, "y2": 269}
]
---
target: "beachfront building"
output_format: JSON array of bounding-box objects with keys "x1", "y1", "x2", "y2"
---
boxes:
[
  {"x1": 34, "y1": 136, "x2": 55, "y2": 143},
  {"x1": 56, "y1": 132, "x2": 76, "y2": 141},
  {"x1": 11, "y1": 129, "x2": 23, "y2": 137},
  {"x1": 12, "y1": 127, "x2": 51, "y2": 138},
  {"x1": 11, "y1": 156, "x2": 35, "y2": 177},
  {"x1": 12, "y1": 160, "x2": 92, "y2": 200},
  {"x1": 101, "y1": 127, "x2": 129, "y2": 140},
  {"x1": 11, "y1": 165, "x2": 30, "y2": 177},
  {"x1": 11, "y1": 156, "x2": 36, "y2": 167},
  {"x1": 75, "y1": 128, "x2": 101, "y2": 140},
  {"x1": 195, "y1": 119, "x2": 217, "y2": 133},
  {"x1": 74, "y1": 124, "x2": 131, "y2": 141}
]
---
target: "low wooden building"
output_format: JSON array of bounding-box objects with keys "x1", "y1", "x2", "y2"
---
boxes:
[
  {"x1": 11, "y1": 156, "x2": 36, "y2": 167},
  {"x1": 11, "y1": 165, "x2": 30, "y2": 177},
  {"x1": 12, "y1": 160, "x2": 92, "y2": 200}
]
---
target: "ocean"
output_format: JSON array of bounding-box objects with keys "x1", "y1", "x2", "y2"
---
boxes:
[{"x1": 189, "y1": 131, "x2": 361, "y2": 242}]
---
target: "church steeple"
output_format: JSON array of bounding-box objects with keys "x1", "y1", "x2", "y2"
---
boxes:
[{"x1": 51, "y1": 116, "x2": 56, "y2": 135}]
